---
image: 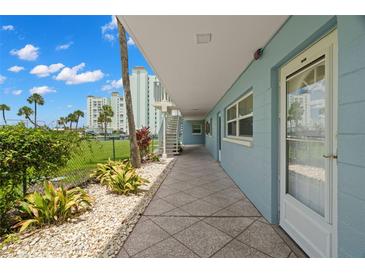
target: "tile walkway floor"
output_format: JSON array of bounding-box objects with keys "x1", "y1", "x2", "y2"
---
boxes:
[{"x1": 118, "y1": 145, "x2": 307, "y2": 258}]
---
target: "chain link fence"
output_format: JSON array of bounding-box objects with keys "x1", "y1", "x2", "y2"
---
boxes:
[{"x1": 47, "y1": 136, "x2": 159, "y2": 190}]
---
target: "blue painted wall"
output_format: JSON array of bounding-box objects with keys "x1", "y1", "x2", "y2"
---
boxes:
[
  {"x1": 337, "y1": 16, "x2": 365, "y2": 258},
  {"x1": 182, "y1": 120, "x2": 205, "y2": 145},
  {"x1": 204, "y1": 15, "x2": 365, "y2": 257}
]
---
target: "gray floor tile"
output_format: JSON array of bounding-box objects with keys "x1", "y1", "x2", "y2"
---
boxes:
[
  {"x1": 116, "y1": 247, "x2": 130, "y2": 258},
  {"x1": 180, "y1": 199, "x2": 222, "y2": 216},
  {"x1": 161, "y1": 192, "x2": 197, "y2": 207},
  {"x1": 143, "y1": 198, "x2": 176, "y2": 216},
  {"x1": 182, "y1": 186, "x2": 217, "y2": 198},
  {"x1": 288, "y1": 252, "x2": 297, "y2": 258},
  {"x1": 161, "y1": 207, "x2": 192, "y2": 216},
  {"x1": 155, "y1": 186, "x2": 180, "y2": 198},
  {"x1": 218, "y1": 187, "x2": 247, "y2": 200},
  {"x1": 174, "y1": 221, "x2": 232, "y2": 257},
  {"x1": 214, "y1": 199, "x2": 262, "y2": 217},
  {"x1": 200, "y1": 182, "x2": 231, "y2": 192},
  {"x1": 257, "y1": 216, "x2": 270, "y2": 224},
  {"x1": 202, "y1": 191, "x2": 241, "y2": 208},
  {"x1": 212, "y1": 240, "x2": 270, "y2": 258},
  {"x1": 123, "y1": 219, "x2": 170, "y2": 256},
  {"x1": 133, "y1": 237, "x2": 198, "y2": 258},
  {"x1": 150, "y1": 216, "x2": 199, "y2": 234},
  {"x1": 203, "y1": 217, "x2": 256, "y2": 237},
  {"x1": 236, "y1": 221, "x2": 291, "y2": 258},
  {"x1": 271, "y1": 225, "x2": 308, "y2": 258}
]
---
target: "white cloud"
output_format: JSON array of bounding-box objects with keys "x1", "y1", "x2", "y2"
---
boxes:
[
  {"x1": 101, "y1": 16, "x2": 118, "y2": 42},
  {"x1": 55, "y1": 63, "x2": 104, "y2": 85},
  {"x1": 2, "y1": 25, "x2": 14, "y2": 31},
  {"x1": 101, "y1": 16, "x2": 117, "y2": 34},
  {"x1": 127, "y1": 37, "x2": 135, "y2": 46},
  {"x1": 103, "y1": 33, "x2": 115, "y2": 42},
  {"x1": 56, "y1": 41, "x2": 73, "y2": 51},
  {"x1": 0, "y1": 75, "x2": 6, "y2": 84},
  {"x1": 10, "y1": 44, "x2": 39, "y2": 61},
  {"x1": 102, "y1": 78, "x2": 123, "y2": 91},
  {"x1": 8, "y1": 65, "x2": 25, "y2": 73},
  {"x1": 12, "y1": 89, "x2": 23, "y2": 95},
  {"x1": 67, "y1": 104, "x2": 73, "y2": 108},
  {"x1": 29, "y1": 86, "x2": 56, "y2": 95},
  {"x1": 30, "y1": 63, "x2": 65, "y2": 77}
]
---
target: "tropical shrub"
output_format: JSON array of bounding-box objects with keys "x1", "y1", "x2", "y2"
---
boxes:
[
  {"x1": 14, "y1": 182, "x2": 92, "y2": 233},
  {"x1": 91, "y1": 160, "x2": 147, "y2": 195},
  {"x1": 136, "y1": 127, "x2": 152, "y2": 158},
  {"x1": 144, "y1": 152, "x2": 160, "y2": 163},
  {"x1": 0, "y1": 124, "x2": 82, "y2": 195},
  {"x1": 0, "y1": 124, "x2": 82, "y2": 234}
]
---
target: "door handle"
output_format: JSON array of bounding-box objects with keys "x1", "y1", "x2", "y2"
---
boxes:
[{"x1": 322, "y1": 154, "x2": 338, "y2": 159}]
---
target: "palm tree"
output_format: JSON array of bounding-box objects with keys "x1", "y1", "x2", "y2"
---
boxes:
[
  {"x1": 67, "y1": 113, "x2": 77, "y2": 129},
  {"x1": 57, "y1": 117, "x2": 67, "y2": 130},
  {"x1": 117, "y1": 18, "x2": 141, "y2": 168},
  {"x1": 17, "y1": 106, "x2": 35, "y2": 126},
  {"x1": 73, "y1": 110, "x2": 84, "y2": 129},
  {"x1": 27, "y1": 93, "x2": 44, "y2": 127},
  {"x1": 0, "y1": 104, "x2": 10, "y2": 125},
  {"x1": 98, "y1": 105, "x2": 114, "y2": 140}
]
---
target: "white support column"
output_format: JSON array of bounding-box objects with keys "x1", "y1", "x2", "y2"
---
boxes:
[{"x1": 162, "y1": 113, "x2": 167, "y2": 159}]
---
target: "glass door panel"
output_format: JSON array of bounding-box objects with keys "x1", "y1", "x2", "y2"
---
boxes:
[{"x1": 286, "y1": 57, "x2": 326, "y2": 217}]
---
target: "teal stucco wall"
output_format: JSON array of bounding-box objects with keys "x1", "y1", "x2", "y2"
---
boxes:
[
  {"x1": 182, "y1": 120, "x2": 205, "y2": 145},
  {"x1": 204, "y1": 15, "x2": 365, "y2": 257}
]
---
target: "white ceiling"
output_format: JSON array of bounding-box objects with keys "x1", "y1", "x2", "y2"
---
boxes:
[{"x1": 119, "y1": 16, "x2": 288, "y2": 118}]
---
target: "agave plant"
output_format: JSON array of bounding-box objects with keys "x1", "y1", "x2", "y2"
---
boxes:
[
  {"x1": 14, "y1": 182, "x2": 92, "y2": 233},
  {"x1": 91, "y1": 160, "x2": 147, "y2": 195}
]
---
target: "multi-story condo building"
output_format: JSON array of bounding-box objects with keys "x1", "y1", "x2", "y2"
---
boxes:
[
  {"x1": 86, "y1": 92, "x2": 127, "y2": 133},
  {"x1": 86, "y1": 67, "x2": 162, "y2": 135},
  {"x1": 129, "y1": 67, "x2": 162, "y2": 135}
]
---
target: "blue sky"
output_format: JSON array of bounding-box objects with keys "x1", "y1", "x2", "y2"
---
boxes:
[{"x1": 0, "y1": 15, "x2": 153, "y2": 127}]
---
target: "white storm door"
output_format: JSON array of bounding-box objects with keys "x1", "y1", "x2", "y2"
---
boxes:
[{"x1": 279, "y1": 30, "x2": 338, "y2": 258}]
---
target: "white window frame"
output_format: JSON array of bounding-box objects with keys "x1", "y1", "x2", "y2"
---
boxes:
[
  {"x1": 192, "y1": 123, "x2": 202, "y2": 135},
  {"x1": 224, "y1": 91, "x2": 253, "y2": 146}
]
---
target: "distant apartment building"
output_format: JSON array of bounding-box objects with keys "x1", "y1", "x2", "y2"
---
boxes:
[
  {"x1": 86, "y1": 92, "x2": 127, "y2": 133},
  {"x1": 86, "y1": 66, "x2": 162, "y2": 135}
]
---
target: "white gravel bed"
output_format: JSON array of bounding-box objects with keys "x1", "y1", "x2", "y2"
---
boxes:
[{"x1": 0, "y1": 158, "x2": 175, "y2": 258}]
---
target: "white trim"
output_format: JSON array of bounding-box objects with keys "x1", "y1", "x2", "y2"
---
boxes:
[
  {"x1": 225, "y1": 90, "x2": 253, "y2": 140},
  {"x1": 279, "y1": 29, "x2": 338, "y2": 257},
  {"x1": 223, "y1": 137, "x2": 253, "y2": 147}
]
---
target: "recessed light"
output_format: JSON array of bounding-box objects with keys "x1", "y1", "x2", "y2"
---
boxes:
[
  {"x1": 192, "y1": 108, "x2": 199, "y2": 111},
  {"x1": 196, "y1": 33, "x2": 212, "y2": 44}
]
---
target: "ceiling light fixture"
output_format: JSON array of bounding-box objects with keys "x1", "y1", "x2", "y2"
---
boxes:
[{"x1": 196, "y1": 33, "x2": 212, "y2": 44}]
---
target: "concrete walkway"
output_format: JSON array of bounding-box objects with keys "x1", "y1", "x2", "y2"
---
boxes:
[{"x1": 118, "y1": 146, "x2": 306, "y2": 258}]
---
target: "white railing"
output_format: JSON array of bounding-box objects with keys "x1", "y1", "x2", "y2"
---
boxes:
[{"x1": 154, "y1": 83, "x2": 172, "y2": 103}]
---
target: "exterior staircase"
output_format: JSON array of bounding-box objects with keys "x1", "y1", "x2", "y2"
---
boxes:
[{"x1": 158, "y1": 114, "x2": 182, "y2": 156}]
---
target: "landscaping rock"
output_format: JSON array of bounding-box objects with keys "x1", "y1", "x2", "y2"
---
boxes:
[{"x1": 0, "y1": 158, "x2": 175, "y2": 258}]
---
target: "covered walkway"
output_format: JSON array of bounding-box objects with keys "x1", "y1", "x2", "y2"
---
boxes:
[{"x1": 118, "y1": 146, "x2": 306, "y2": 258}]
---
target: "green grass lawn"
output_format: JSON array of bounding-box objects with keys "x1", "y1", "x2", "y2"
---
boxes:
[{"x1": 55, "y1": 139, "x2": 158, "y2": 185}]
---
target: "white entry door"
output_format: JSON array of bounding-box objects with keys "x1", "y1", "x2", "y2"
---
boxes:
[{"x1": 279, "y1": 30, "x2": 338, "y2": 257}]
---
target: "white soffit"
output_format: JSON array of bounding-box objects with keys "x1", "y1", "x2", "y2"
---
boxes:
[{"x1": 119, "y1": 15, "x2": 288, "y2": 118}]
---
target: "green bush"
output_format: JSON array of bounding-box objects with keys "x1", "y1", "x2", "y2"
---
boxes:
[
  {"x1": 91, "y1": 160, "x2": 147, "y2": 195},
  {"x1": 14, "y1": 182, "x2": 92, "y2": 233},
  {"x1": 0, "y1": 124, "x2": 82, "y2": 234}
]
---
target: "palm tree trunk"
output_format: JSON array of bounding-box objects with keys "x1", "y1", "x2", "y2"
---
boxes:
[
  {"x1": 117, "y1": 18, "x2": 141, "y2": 168},
  {"x1": 34, "y1": 102, "x2": 37, "y2": 128},
  {"x1": 2, "y1": 110, "x2": 6, "y2": 125},
  {"x1": 75, "y1": 118, "x2": 79, "y2": 130},
  {"x1": 104, "y1": 121, "x2": 107, "y2": 141},
  {"x1": 26, "y1": 116, "x2": 36, "y2": 126}
]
